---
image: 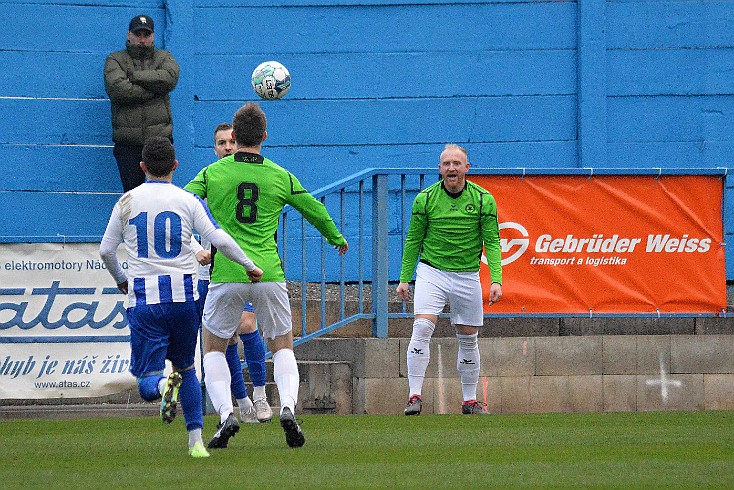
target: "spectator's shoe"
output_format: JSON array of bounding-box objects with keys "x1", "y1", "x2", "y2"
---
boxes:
[
  {"x1": 461, "y1": 400, "x2": 490, "y2": 415},
  {"x1": 207, "y1": 413, "x2": 240, "y2": 449},
  {"x1": 254, "y1": 398, "x2": 273, "y2": 423},
  {"x1": 240, "y1": 404, "x2": 259, "y2": 424},
  {"x1": 280, "y1": 407, "x2": 305, "y2": 448},
  {"x1": 160, "y1": 372, "x2": 182, "y2": 424},
  {"x1": 404, "y1": 394, "x2": 422, "y2": 416},
  {"x1": 188, "y1": 441, "x2": 210, "y2": 458}
]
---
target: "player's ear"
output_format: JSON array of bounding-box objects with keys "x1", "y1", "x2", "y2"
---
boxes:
[
  {"x1": 140, "y1": 161, "x2": 147, "y2": 173},
  {"x1": 171, "y1": 160, "x2": 179, "y2": 172},
  {"x1": 262, "y1": 131, "x2": 268, "y2": 143}
]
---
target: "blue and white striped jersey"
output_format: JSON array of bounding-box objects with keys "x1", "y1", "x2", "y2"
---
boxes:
[{"x1": 101, "y1": 181, "x2": 220, "y2": 306}]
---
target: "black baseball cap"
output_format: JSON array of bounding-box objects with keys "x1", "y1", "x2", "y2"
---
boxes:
[{"x1": 129, "y1": 15, "x2": 154, "y2": 33}]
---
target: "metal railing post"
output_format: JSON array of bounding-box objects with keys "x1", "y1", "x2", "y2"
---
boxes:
[{"x1": 371, "y1": 173, "x2": 389, "y2": 338}]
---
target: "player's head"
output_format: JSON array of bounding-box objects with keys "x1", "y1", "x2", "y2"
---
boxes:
[
  {"x1": 233, "y1": 102, "x2": 268, "y2": 148},
  {"x1": 127, "y1": 14, "x2": 155, "y2": 47},
  {"x1": 213, "y1": 122, "x2": 236, "y2": 158},
  {"x1": 142, "y1": 137, "x2": 177, "y2": 177},
  {"x1": 439, "y1": 144, "x2": 470, "y2": 191}
]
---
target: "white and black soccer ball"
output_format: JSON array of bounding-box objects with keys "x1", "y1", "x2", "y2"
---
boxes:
[{"x1": 251, "y1": 61, "x2": 291, "y2": 100}]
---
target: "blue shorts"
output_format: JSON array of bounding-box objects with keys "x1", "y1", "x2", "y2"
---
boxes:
[
  {"x1": 127, "y1": 301, "x2": 200, "y2": 377},
  {"x1": 197, "y1": 279, "x2": 253, "y2": 314}
]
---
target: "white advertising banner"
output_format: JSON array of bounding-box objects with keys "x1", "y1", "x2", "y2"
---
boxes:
[{"x1": 0, "y1": 243, "x2": 138, "y2": 399}]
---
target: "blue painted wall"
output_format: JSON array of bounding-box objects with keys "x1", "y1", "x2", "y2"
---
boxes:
[{"x1": 0, "y1": 0, "x2": 732, "y2": 279}]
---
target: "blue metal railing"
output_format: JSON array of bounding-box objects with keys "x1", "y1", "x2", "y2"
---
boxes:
[{"x1": 280, "y1": 168, "x2": 438, "y2": 344}]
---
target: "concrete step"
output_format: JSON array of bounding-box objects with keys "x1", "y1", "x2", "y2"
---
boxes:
[
  {"x1": 0, "y1": 402, "x2": 157, "y2": 420},
  {"x1": 0, "y1": 359, "x2": 354, "y2": 419},
  {"x1": 206, "y1": 359, "x2": 353, "y2": 415}
]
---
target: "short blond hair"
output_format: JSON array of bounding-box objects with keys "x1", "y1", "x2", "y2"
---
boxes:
[
  {"x1": 443, "y1": 143, "x2": 467, "y2": 156},
  {"x1": 441, "y1": 144, "x2": 468, "y2": 165}
]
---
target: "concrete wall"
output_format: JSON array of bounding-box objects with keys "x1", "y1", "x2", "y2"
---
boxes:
[
  {"x1": 289, "y1": 302, "x2": 734, "y2": 414},
  {"x1": 294, "y1": 334, "x2": 734, "y2": 415},
  {"x1": 3, "y1": 321, "x2": 732, "y2": 416},
  {"x1": 0, "y1": 0, "x2": 732, "y2": 280}
]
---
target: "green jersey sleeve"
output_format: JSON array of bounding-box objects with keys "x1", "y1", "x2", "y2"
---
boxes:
[
  {"x1": 184, "y1": 167, "x2": 208, "y2": 198},
  {"x1": 286, "y1": 172, "x2": 347, "y2": 247},
  {"x1": 399, "y1": 189, "x2": 429, "y2": 283},
  {"x1": 480, "y1": 191, "x2": 503, "y2": 285}
]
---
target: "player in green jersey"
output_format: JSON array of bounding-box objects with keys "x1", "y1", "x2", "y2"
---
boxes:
[
  {"x1": 396, "y1": 144, "x2": 502, "y2": 415},
  {"x1": 185, "y1": 102, "x2": 348, "y2": 448},
  {"x1": 197, "y1": 122, "x2": 272, "y2": 425}
]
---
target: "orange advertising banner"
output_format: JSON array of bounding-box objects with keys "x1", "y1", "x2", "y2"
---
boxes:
[{"x1": 471, "y1": 175, "x2": 726, "y2": 314}]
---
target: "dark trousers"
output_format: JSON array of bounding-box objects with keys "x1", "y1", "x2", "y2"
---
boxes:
[{"x1": 113, "y1": 144, "x2": 145, "y2": 192}]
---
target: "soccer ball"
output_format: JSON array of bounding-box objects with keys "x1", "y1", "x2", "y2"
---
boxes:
[{"x1": 251, "y1": 61, "x2": 291, "y2": 100}]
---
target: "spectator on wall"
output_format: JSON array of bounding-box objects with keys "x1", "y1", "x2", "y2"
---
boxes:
[{"x1": 104, "y1": 14, "x2": 180, "y2": 192}]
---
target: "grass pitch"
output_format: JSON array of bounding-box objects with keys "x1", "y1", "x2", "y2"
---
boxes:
[{"x1": 1, "y1": 411, "x2": 732, "y2": 488}]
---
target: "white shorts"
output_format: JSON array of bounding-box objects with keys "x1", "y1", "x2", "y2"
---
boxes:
[
  {"x1": 413, "y1": 262, "x2": 483, "y2": 327},
  {"x1": 203, "y1": 282, "x2": 293, "y2": 341}
]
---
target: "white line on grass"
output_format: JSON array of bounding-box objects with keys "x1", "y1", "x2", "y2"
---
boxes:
[{"x1": 437, "y1": 343, "x2": 445, "y2": 414}]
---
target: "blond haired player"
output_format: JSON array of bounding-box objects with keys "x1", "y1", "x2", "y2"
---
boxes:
[{"x1": 397, "y1": 144, "x2": 502, "y2": 415}]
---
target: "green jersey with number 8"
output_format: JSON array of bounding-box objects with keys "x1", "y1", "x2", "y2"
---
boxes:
[{"x1": 185, "y1": 152, "x2": 346, "y2": 283}]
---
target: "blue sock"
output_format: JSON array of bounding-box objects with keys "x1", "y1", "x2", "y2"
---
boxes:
[
  {"x1": 241, "y1": 330, "x2": 267, "y2": 388},
  {"x1": 137, "y1": 374, "x2": 164, "y2": 401},
  {"x1": 179, "y1": 368, "x2": 203, "y2": 431},
  {"x1": 226, "y1": 343, "x2": 248, "y2": 400}
]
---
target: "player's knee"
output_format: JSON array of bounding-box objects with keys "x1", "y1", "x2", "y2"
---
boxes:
[
  {"x1": 411, "y1": 317, "x2": 435, "y2": 343},
  {"x1": 238, "y1": 312, "x2": 257, "y2": 334},
  {"x1": 137, "y1": 374, "x2": 162, "y2": 401},
  {"x1": 456, "y1": 332, "x2": 478, "y2": 350}
]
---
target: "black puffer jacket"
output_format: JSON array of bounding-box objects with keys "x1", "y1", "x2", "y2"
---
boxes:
[{"x1": 104, "y1": 42, "x2": 180, "y2": 145}]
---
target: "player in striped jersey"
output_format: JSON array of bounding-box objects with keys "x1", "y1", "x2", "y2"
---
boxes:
[
  {"x1": 100, "y1": 137, "x2": 263, "y2": 458},
  {"x1": 185, "y1": 102, "x2": 348, "y2": 449},
  {"x1": 396, "y1": 144, "x2": 503, "y2": 415}
]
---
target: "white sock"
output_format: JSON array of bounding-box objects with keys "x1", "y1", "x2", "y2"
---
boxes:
[
  {"x1": 203, "y1": 351, "x2": 234, "y2": 424},
  {"x1": 188, "y1": 428, "x2": 203, "y2": 448},
  {"x1": 157, "y1": 377, "x2": 167, "y2": 396},
  {"x1": 406, "y1": 318, "x2": 435, "y2": 397},
  {"x1": 273, "y1": 348, "x2": 299, "y2": 414},
  {"x1": 237, "y1": 396, "x2": 253, "y2": 413},
  {"x1": 456, "y1": 332, "x2": 480, "y2": 401},
  {"x1": 253, "y1": 385, "x2": 267, "y2": 401}
]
